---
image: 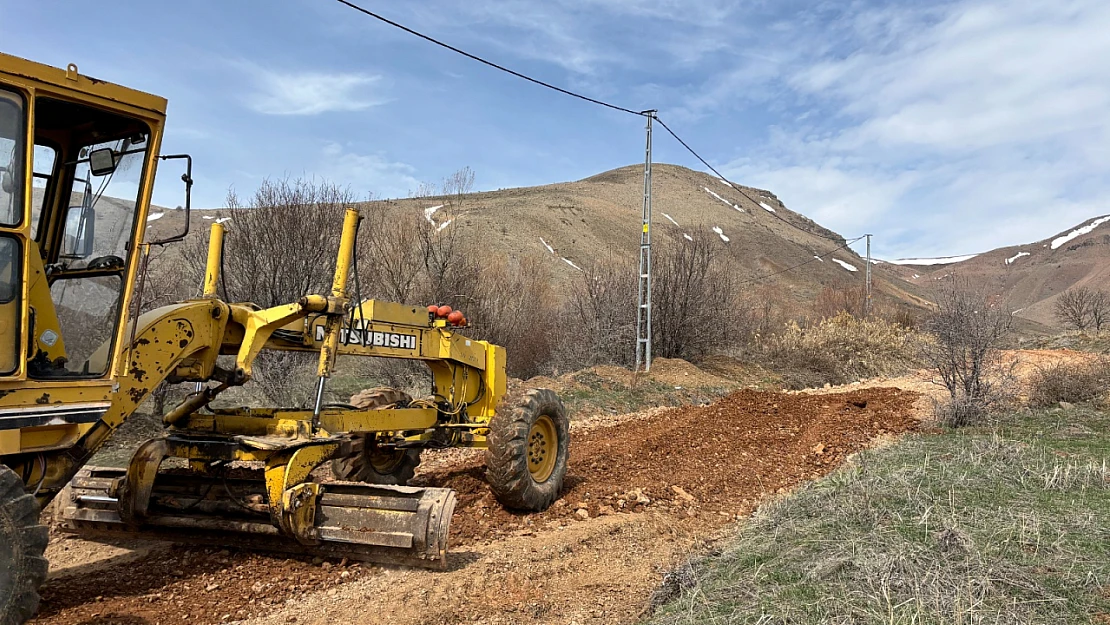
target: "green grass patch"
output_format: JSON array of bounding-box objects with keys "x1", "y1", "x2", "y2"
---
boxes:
[
  {"x1": 649, "y1": 406, "x2": 1110, "y2": 625},
  {"x1": 558, "y1": 370, "x2": 733, "y2": 418}
]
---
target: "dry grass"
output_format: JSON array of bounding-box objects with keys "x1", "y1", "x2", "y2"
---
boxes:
[
  {"x1": 1027, "y1": 358, "x2": 1110, "y2": 408},
  {"x1": 649, "y1": 407, "x2": 1110, "y2": 625},
  {"x1": 762, "y1": 313, "x2": 920, "y2": 389}
]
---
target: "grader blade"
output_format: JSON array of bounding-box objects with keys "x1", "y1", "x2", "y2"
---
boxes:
[{"x1": 55, "y1": 467, "x2": 457, "y2": 569}]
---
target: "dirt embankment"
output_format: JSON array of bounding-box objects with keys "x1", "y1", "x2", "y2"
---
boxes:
[
  {"x1": 423, "y1": 387, "x2": 918, "y2": 546},
  {"x1": 31, "y1": 386, "x2": 917, "y2": 625}
]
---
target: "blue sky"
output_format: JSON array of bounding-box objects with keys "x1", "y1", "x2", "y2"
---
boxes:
[{"x1": 2, "y1": 0, "x2": 1107, "y2": 259}]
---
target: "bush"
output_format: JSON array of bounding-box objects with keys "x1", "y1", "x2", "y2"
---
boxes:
[
  {"x1": 464, "y1": 256, "x2": 557, "y2": 379},
  {"x1": 921, "y1": 279, "x2": 1013, "y2": 427},
  {"x1": 1027, "y1": 358, "x2": 1110, "y2": 407},
  {"x1": 556, "y1": 256, "x2": 638, "y2": 370},
  {"x1": 651, "y1": 230, "x2": 739, "y2": 361},
  {"x1": 763, "y1": 313, "x2": 919, "y2": 389}
]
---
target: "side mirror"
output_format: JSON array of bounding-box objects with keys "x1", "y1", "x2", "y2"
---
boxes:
[
  {"x1": 150, "y1": 154, "x2": 193, "y2": 245},
  {"x1": 62, "y1": 204, "x2": 96, "y2": 258},
  {"x1": 88, "y1": 148, "x2": 117, "y2": 177}
]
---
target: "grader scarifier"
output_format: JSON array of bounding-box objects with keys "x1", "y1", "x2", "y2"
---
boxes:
[{"x1": 0, "y1": 53, "x2": 569, "y2": 625}]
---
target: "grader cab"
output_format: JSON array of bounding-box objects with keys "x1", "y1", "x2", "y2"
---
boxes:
[{"x1": 0, "y1": 53, "x2": 569, "y2": 625}]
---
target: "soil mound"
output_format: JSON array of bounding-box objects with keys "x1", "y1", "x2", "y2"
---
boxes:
[{"x1": 416, "y1": 387, "x2": 919, "y2": 545}]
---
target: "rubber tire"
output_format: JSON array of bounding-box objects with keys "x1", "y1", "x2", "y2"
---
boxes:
[
  {"x1": 331, "y1": 388, "x2": 422, "y2": 485},
  {"x1": 486, "y1": 388, "x2": 570, "y2": 512},
  {"x1": 0, "y1": 465, "x2": 49, "y2": 625}
]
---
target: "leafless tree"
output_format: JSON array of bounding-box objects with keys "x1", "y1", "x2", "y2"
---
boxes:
[
  {"x1": 407, "y1": 181, "x2": 438, "y2": 199},
  {"x1": 177, "y1": 177, "x2": 355, "y2": 406},
  {"x1": 558, "y1": 253, "x2": 638, "y2": 368},
  {"x1": 441, "y1": 166, "x2": 475, "y2": 211},
  {"x1": 921, "y1": 278, "x2": 1014, "y2": 426},
  {"x1": 1090, "y1": 290, "x2": 1110, "y2": 332},
  {"x1": 184, "y1": 178, "x2": 355, "y2": 307},
  {"x1": 652, "y1": 230, "x2": 737, "y2": 361},
  {"x1": 464, "y1": 256, "x2": 556, "y2": 378},
  {"x1": 418, "y1": 217, "x2": 482, "y2": 308},
  {"x1": 360, "y1": 211, "x2": 427, "y2": 303},
  {"x1": 1054, "y1": 287, "x2": 1097, "y2": 331}
]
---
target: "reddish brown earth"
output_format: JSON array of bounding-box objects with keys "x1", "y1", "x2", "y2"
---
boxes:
[
  {"x1": 423, "y1": 387, "x2": 918, "y2": 546},
  {"x1": 31, "y1": 387, "x2": 919, "y2": 625}
]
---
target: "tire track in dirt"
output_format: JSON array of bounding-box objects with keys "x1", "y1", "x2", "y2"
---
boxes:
[{"x1": 31, "y1": 387, "x2": 919, "y2": 625}]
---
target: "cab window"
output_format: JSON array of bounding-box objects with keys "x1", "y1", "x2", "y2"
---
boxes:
[
  {"x1": 0, "y1": 87, "x2": 25, "y2": 227},
  {"x1": 31, "y1": 144, "x2": 57, "y2": 237},
  {"x1": 28, "y1": 95, "x2": 151, "y2": 379}
]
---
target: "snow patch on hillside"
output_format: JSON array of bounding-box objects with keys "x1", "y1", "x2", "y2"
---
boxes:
[
  {"x1": 215, "y1": 217, "x2": 232, "y2": 225},
  {"x1": 712, "y1": 226, "x2": 730, "y2": 243},
  {"x1": 758, "y1": 201, "x2": 776, "y2": 213},
  {"x1": 683, "y1": 233, "x2": 693, "y2": 241},
  {"x1": 886, "y1": 254, "x2": 977, "y2": 266},
  {"x1": 423, "y1": 204, "x2": 444, "y2": 225},
  {"x1": 813, "y1": 255, "x2": 824, "y2": 262},
  {"x1": 540, "y1": 238, "x2": 555, "y2": 254},
  {"x1": 562, "y1": 257, "x2": 582, "y2": 271},
  {"x1": 1005, "y1": 251, "x2": 1030, "y2": 265},
  {"x1": 663, "y1": 213, "x2": 679, "y2": 226},
  {"x1": 436, "y1": 219, "x2": 453, "y2": 232},
  {"x1": 832, "y1": 258, "x2": 858, "y2": 272},
  {"x1": 147, "y1": 212, "x2": 164, "y2": 222},
  {"x1": 1051, "y1": 216, "x2": 1110, "y2": 250},
  {"x1": 704, "y1": 187, "x2": 742, "y2": 212},
  {"x1": 718, "y1": 178, "x2": 733, "y2": 189}
]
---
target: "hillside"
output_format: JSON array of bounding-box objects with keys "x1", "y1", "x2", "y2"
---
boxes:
[
  {"x1": 148, "y1": 164, "x2": 930, "y2": 315},
  {"x1": 881, "y1": 215, "x2": 1110, "y2": 327}
]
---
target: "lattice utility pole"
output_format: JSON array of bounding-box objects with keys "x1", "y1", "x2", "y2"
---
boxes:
[
  {"x1": 865, "y1": 233, "x2": 872, "y2": 317},
  {"x1": 635, "y1": 111, "x2": 656, "y2": 372}
]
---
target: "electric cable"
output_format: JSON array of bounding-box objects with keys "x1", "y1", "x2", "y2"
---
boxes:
[
  {"x1": 332, "y1": 0, "x2": 647, "y2": 117},
  {"x1": 329, "y1": 2, "x2": 867, "y2": 268},
  {"x1": 652, "y1": 116, "x2": 847, "y2": 244}
]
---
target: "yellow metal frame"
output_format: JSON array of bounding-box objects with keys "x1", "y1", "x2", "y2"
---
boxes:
[{"x1": 0, "y1": 53, "x2": 168, "y2": 463}]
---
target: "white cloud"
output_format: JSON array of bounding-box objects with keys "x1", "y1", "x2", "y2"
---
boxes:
[
  {"x1": 722, "y1": 0, "x2": 1110, "y2": 258},
  {"x1": 315, "y1": 142, "x2": 421, "y2": 199},
  {"x1": 242, "y1": 65, "x2": 385, "y2": 115}
]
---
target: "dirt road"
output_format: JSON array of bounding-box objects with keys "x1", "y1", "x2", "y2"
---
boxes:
[{"x1": 31, "y1": 387, "x2": 919, "y2": 625}]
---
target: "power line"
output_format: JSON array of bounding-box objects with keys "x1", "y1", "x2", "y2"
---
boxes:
[
  {"x1": 734, "y1": 236, "x2": 866, "y2": 287},
  {"x1": 333, "y1": 0, "x2": 647, "y2": 117},
  {"x1": 652, "y1": 116, "x2": 846, "y2": 244},
  {"x1": 331, "y1": 1, "x2": 857, "y2": 251}
]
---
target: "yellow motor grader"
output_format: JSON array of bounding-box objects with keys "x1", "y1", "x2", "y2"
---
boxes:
[{"x1": 0, "y1": 53, "x2": 570, "y2": 625}]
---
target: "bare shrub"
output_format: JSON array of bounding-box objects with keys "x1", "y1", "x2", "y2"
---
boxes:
[
  {"x1": 184, "y1": 178, "x2": 354, "y2": 307},
  {"x1": 1091, "y1": 290, "x2": 1110, "y2": 332},
  {"x1": 1027, "y1": 358, "x2": 1110, "y2": 407},
  {"x1": 360, "y1": 211, "x2": 427, "y2": 303},
  {"x1": 177, "y1": 178, "x2": 354, "y2": 405},
  {"x1": 921, "y1": 279, "x2": 1014, "y2": 427},
  {"x1": 464, "y1": 256, "x2": 557, "y2": 379},
  {"x1": 559, "y1": 256, "x2": 639, "y2": 368},
  {"x1": 764, "y1": 313, "x2": 919, "y2": 389},
  {"x1": 1053, "y1": 286, "x2": 1110, "y2": 331},
  {"x1": 1055, "y1": 287, "x2": 1094, "y2": 330},
  {"x1": 557, "y1": 255, "x2": 637, "y2": 369},
  {"x1": 418, "y1": 216, "x2": 483, "y2": 308},
  {"x1": 742, "y1": 285, "x2": 790, "y2": 340},
  {"x1": 651, "y1": 231, "x2": 736, "y2": 361},
  {"x1": 441, "y1": 166, "x2": 475, "y2": 211},
  {"x1": 813, "y1": 283, "x2": 866, "y2": 320}
]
